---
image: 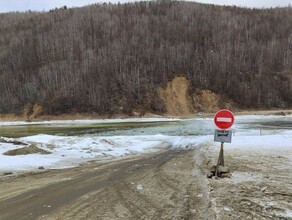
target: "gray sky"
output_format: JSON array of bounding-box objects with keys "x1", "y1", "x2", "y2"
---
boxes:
[{"x1": 0, "y1": 0, "x2": 291, "y2": 12}]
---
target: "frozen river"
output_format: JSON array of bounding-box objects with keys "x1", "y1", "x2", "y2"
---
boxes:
[
  {"x1": 0, "y1": 114, "x2": 291, "y2": 138},
  {"x1": 0, "y1": 114, "x2": 291, "y2": 173}
]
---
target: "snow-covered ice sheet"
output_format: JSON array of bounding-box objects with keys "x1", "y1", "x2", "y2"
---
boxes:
[{"x1": 225, "y1": 134, "x2": 292, "y2": 149}]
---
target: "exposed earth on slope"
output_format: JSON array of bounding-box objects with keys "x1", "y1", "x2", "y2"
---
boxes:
[
  {"x1": 0, "y1": 143, "x2": 291, "y2": 220},
  {"x1": 159, "y1": 77, "x2": 193, "y2": 116},
  {"x1": 158, "y1": 76, "x2": 236, "y2": 116}
]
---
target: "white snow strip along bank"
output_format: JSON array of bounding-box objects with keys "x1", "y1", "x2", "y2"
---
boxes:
[{"x1": 0, "y1": 117, "x2": 181, "y2": 126}]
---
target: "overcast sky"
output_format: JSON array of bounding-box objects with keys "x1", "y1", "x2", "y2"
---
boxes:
[{"x1": 0, "y1": 0, "x2": 291, "y2": 12}]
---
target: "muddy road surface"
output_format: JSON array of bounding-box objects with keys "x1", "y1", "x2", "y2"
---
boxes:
[
  {"x1": 0, "y1": 148, "x2": 212, "y2": 220},
  {"x1": 0, "y1": 145, "x2": 291, "y2": 220}
]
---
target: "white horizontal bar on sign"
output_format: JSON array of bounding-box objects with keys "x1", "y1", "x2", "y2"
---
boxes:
[{"x1": 216, "y1": 117, "x2": 232, "y2": 122}]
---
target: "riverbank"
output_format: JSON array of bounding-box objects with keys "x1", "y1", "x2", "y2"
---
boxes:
[{"x1": 0, "y1": 109, "x2": 291, "y2": 122}]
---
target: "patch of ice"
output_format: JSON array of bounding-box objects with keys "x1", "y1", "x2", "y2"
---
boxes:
[
  {"x1": 136, "y1": 184, "x2": 144, "y2": 190},
  {"x1": 282, "y1": 210, "x2": 292, "y2": 218},
  {"x1": 230, "y1": 172, "x2": 263, "y2": 183},
  {"x1": 223, "y1": 206, "x2": 232, "y2": 212}
]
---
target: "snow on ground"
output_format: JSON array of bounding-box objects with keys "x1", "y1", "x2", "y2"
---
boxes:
[
  {"x1": 0, "y1": 115, "x2": 291, "y2": 174},
  {"x1": 224, "y1": 134, "x2": 292, "y2": 149},
  {"x1": 0, "y1": 134, "x2": 213, "y2": 172}
]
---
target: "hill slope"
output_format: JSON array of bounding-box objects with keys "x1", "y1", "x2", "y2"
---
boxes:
[{"x1": 0, "y1": 1, "x2": 291, "y2": 116}]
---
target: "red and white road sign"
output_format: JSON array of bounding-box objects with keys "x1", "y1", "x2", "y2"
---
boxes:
[{"x1": 214, "y1": 109, "x2": 234, "y2": 130}]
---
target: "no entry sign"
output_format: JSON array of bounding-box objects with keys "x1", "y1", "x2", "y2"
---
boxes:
[
  {"x1": 214, "y1": 109, "x2": 234, "y2": 130},
  {"x1": 213, "y1": 109, "x2": 235, "y2": 178}
]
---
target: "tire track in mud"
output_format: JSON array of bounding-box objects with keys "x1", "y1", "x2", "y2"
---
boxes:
[
  {"x1": 102, "y1": 146, "x2": 213, "y2": 220},
  {"x1": 188, "y1": 143, "x2": 215, "y2": 220},
  {"x1": 73, "y1": 149, "x2": 202, "y2": 220}
]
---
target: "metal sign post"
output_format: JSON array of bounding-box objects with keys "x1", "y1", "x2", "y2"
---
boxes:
[
  {"x1": 212, "y1": 109, "x2": 235, "y2": 178},
  {"x1": 215, "y1": 142, "x2": 224, "y2": 177}
]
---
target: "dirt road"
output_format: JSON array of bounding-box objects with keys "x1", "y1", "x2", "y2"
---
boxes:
[
  {"x1": 0, "y1": 144, "x2": 291, "y2": 220},
  {"x1": 0, "y1": 148, "x2": 213, "y2": 220}
]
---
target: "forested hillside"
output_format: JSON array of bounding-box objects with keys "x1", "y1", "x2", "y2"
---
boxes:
[{"x1": 0, "y1": 1, "x2": 291, "y2": 116}]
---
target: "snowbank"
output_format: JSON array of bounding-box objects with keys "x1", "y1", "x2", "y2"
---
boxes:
[{"x1": 0, "y1": 134, "x2": 213, "y2": 172}]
